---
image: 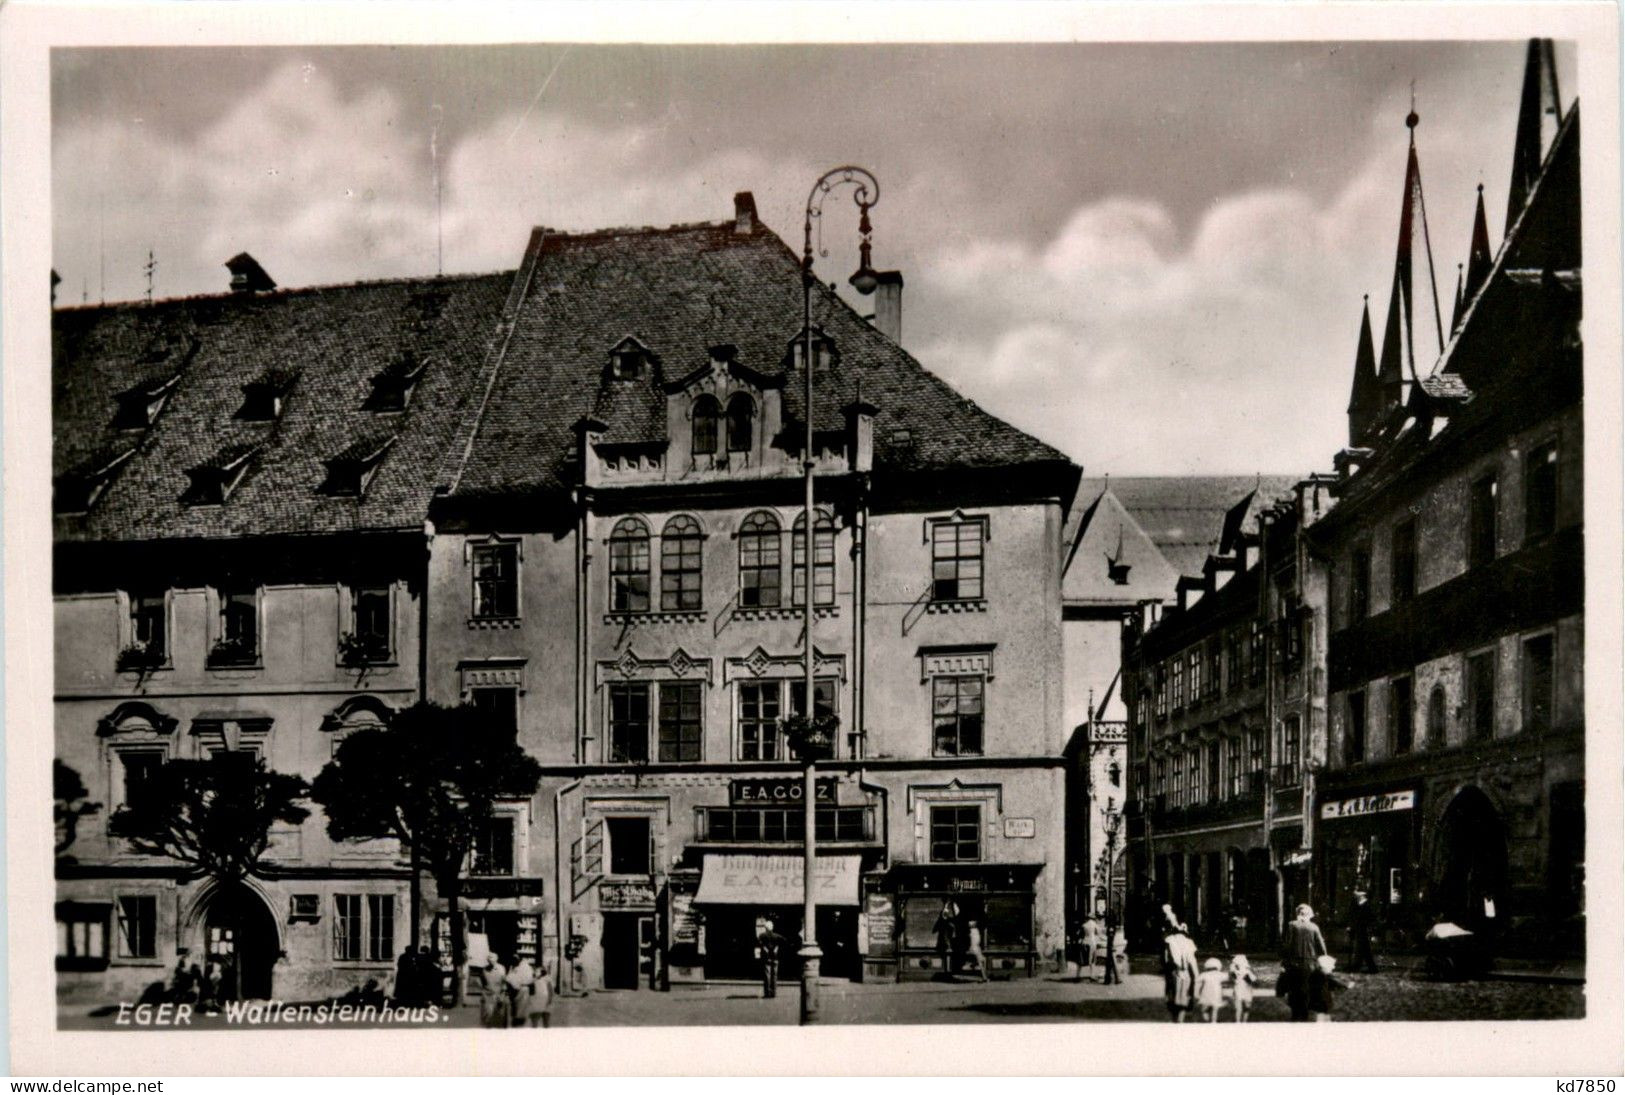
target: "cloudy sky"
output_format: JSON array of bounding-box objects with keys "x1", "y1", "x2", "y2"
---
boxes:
[{"x1": 52, "y1": 41, "x2": 1574, "y2": 476}]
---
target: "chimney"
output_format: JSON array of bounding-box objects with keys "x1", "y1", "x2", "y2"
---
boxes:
[
  {"x1": 873, "y1": 271, "x2": 903, "y2": 343},
  {"x1": 842, "y1": 399, "x2": 878, "y2": 473},
  {"x1": 733, "y1": 192, "x2": 757, "y2": 236},
  {"x1": 225, "y1": 252, "x2": 276, "y2": 295}
]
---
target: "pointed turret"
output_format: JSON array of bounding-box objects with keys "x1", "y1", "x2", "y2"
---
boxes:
[
  {"x1": 1451, "y1": 264, "x2": 1466, "y2": 333},
  {"x1": 1375, "y1": 103, "x2": 1445, "y2": 420},
  {"x1": 1507, "y1": 39, "x2": 1563, "y2": 231},
  {"x1": 1467, "y1": 184, "x2": 1494, "y2": 292},
  {"x1": 1347, "y1": 296, "x2": 1381, "y2": 446}
]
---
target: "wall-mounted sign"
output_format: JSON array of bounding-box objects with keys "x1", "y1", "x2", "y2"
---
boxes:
[
  {"x1": 669, "y1": 891, "x2": 699, "y2": 944},
  {"x1": 865, "y1": 892, "x2": 895, "y2": 953},
  {"x1": 730, "y1": 777, "x2": 837, "y2": 806},
  {"x1": 1003, "y1": 817, "x2": 1036, "y2": 838},
  {"x1": 600, "y1": 880, "x2": 658, "y2": 909},
  {"x1": 1319, "y1": 790, "x2": 1416, "y2": 820}
]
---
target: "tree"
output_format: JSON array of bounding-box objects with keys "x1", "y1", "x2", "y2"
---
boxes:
[
  {"x1": 54, "y1": 759, "x2": 101, "y2": 857},
  {"x1": 107, "y1": 752, "x2": 309, "y2": 998},
  {"x1": 311, "y1": 702, "x2": 542, "y2": 1005}
]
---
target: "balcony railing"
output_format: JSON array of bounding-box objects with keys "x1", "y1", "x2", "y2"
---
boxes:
[{"x1": 696, "y1": 805, "x2": 875, "y2": 844}]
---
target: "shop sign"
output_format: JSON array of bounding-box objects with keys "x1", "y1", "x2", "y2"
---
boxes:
[
  {"x1": 670, "y1": 891, "x2": 699, "y2": 944},
  {"x1": 1319, "y1": 790, "x2": 1416, "y2": 820},
  {"x1": 730, "y1": 777, "x2": 837, "y2": 806},
  {"x1": 600, "y1": 880, "x2": 658, "y2": 908},
  {"x1": 865, "y1": 892, "x2": 895, "y2": 951},
  {"x1": 1003, "y1": 817, "x2": 1036, "y2": 838}
]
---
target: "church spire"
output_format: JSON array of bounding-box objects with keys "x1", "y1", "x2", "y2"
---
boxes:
[
  {"x1": 1375, "y1": 99, "x2": 1445, "y2": 418},
  {"x1": 1451, "y1": 263, "x2": 1466, "y2": 333},
  {"x1": 1507, "y1": 38, "x2": 1563, "y2": 231},
  {"x1": 1347, "y1": 295, "x2": 1380, "y2": 447}
]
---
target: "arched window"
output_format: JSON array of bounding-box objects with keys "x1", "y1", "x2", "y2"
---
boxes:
[
  {"x1": 660, "y1": 515, "x2": 703, "y2": 611},
  {"x1": 1427, "y1": 685, "x2": 1448, "y2": 749},
  {"x1": 738, "y1": 511, "x2": 781, "y2": 608},
  {"x1": 726, "y1": 394, "x2": 754, "y2": 453},
  {"x1": 691, "y1": 396, "x2": 720, "y2": 456},
  {"x1": 792, "y1": 510, "x2": 836, "y2": 607},
  {"x1": 609, "y1": 517, "x2": 651, "y2": 613}
]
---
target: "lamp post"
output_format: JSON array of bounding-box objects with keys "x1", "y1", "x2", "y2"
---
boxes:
[
  {"x1": 1101, "y1": 808, "x2": 1123, "y2": 984},
  {"x1": 796, "y1": 166, "x2": 879, "y2": 1026}
]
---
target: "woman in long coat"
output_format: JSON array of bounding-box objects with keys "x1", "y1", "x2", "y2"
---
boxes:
[
  {"x1": 478, "y1": 955, "x2": 510, "y2": 1029},
  {"x1": 1279, "y1": 903, "x2": 1330, "y2": 1021},
  {"x1": 1161, "y1": 922, "x2": 1200, "y2": 1022}
]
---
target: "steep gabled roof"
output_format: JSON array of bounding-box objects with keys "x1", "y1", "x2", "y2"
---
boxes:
[
  {"x1": 1062, "y1": 485, "x2": 1182, "y2": 606},
  {"x1": 1076, "y1": 476, "x2": 1298, "y2": 577}
]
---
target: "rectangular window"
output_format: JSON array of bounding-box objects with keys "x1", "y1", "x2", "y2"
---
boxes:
[
  {"x1": 1346, "y1": 690, "x2": 1367, "y2": 766},
  {"x1": 791, "y1": 518, "x2": 836, "y2": 607},
  {"x1": 1349, "y1": 547, "x2": 1371, "y2": 622},
  {"x1": 1227, "y1": 737, "x2": 1242, "y2": 798},
  {"x1": 931, "y1": 675, "x2": 985, "y2": 756},
  {"x1": 1206, "y1": 741, "x2": 1221, "y2": 802},
  {"x1": 1522, "y1": 633, "x2": 1555, "y2": 733},
  {"x1": 471, "y1": 542, "x2": 519, "y2": 619},
  {"x1": 1390, "y1": 675, "x2": 1414, "y2": 755},
  {"x1": 1525, "y1": 443, "x2": 1558, "y2": 541},
  {"x1": 607, "y1": 816, "x2": 653, "y2": 876},
  {"x1": 470, "y1": 686, "x2": 519, "y2": 741},
  {"x1": 1171, "y1": 657, "x2": 1185, "y2": 711},
  {"x1": 1248, "y1": 621, "x2": 1266, "y2": 684},
  {"x1": 1281, "y1": 717, "x2": 1301, "y2": 783},
  {"x1": 470, "y1": 816, "x2": 515, "y2": 877},
  {"x1": 1467, "y1": 650, "x2": 1496, "y2": 741},
  {"x1": 1188, "y1": 649, "x2": 1203, "y2": 706},
  {"x1": 1391, "y1": 519, "x2": 1418, "y2": 604},
  {"x1": 1469, "y1": 473, "x2": 1499, "y2": 569},
  {"x1": 657, "y1": 681, "x2": 703, "y2": 762},
  {"x1": 660, "y1": 525, "x2": 703, "y2": 612},
  {"x1": 365, "y1": 894, "x2": 394, "y2": 963},
  {"x1": 789, "y1": 679, "x2": 837, "y2": 720},
  {"x1": 119, "y1": 751, "x2": 164, "y2": 815},
  {"x1": 333, "y1": 894, "x2": 363, "y2": 961},
  {"x1": 928, "y1": 805, "x2": 981, "y2": 863},
  {"x1": 57, "y1": 905, "x2": 109, "y2": 969},
  {"x1": 931, "y1": 521, "x2": 985, "y2": 602},
  {"x1": 1154, "y1": 756, "x2": 1167, "y2": 800},
  {"x1": 738, "y1": 518, "x2": 782, "y2": 609},
  {"x1": 350, "y1": 584, "x2": 392, "y2": 661},
  {"x1": 608, "y1": 683, "x2": 650, "y2": 763},
  {"x1": 1155, "y1": 664, "x2": 1169, "y2": 719},
  {"x1": 1226, "y1": 629, "x2": 1243, "y2": 689},
  {"x1": 1187, "y1": 749, "x2": 1202, "y2": 805},
  {"x1": 610, "y1": 529, "x2": 652, "y2": 614},
  {"x1": 739, "y1": 681, "x2": 783, "y2": 761},
  {"x1": 1205, "y1": 640, "x2": 1222, "y2": 698},
  {"x1": 1170, "y1": 751, "x2": 1184, "y2": 806},
  {"x1": 1248, "y1": 727, "x2": 1265, "y2": 773},
  {"x1": 129, "y1": 591, "x2": 167, "y2": 660},
  {"x1": 116, "y1": 896, "x2": 157, "y2": 959},
  {"x1": 213, "y1": 587, "x2": 259, "y2": 665}
]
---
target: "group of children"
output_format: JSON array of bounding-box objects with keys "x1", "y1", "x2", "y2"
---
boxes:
[{"x1": 1193, "y1": 953, "x2": 1259, "y2": 1022}]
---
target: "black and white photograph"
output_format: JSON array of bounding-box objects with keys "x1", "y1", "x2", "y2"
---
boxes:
[{"x1": 4, "y1": 0, "x2": 1620, "y2": 1079}]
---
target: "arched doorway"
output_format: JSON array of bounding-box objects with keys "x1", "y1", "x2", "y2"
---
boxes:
[
  {"x1": 203, "y1": 884, "x2": 280, "y2": 1000},
  {"x1": 1435, "y1": 788, "x2": 1508, "y2": 933}
]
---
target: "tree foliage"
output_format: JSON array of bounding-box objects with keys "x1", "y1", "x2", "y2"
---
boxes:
[
  {"x1": 106, "y1": 753, "x2": 309, "y2": 881},
  {"x1": 54, "y1": 759, "x2": 101, "y2": 856}
]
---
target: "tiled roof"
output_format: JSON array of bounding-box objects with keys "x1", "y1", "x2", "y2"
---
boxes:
[
  {"x1": 447, "y1": 219, "x2": 1070, "y2": 499},
  {"x1": 53, "y1": 272, "x2": 512, "y2": 542},
  {"x1": 1076, "y1": 476, "x2": 1299, "y2": 576},
  {"x1": 1062, "y1": 486, "x2": 1183, "y2": 606}
]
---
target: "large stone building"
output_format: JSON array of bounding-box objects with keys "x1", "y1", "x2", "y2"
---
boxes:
[
  {"x1": 425, "y1": 195, "x2": 1081, "y2": 990},
  {"x1": 1314, "y1": 42, "x2": 1583, "y2": 957}
]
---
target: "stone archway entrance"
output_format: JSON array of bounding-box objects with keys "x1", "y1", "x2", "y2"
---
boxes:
[
  {"x1": 1436, "y1": 787, "x2": 1509, "y2": 933},
  {"x1": 202, "y1": 883, "x2": 280, "y2": 1001}
]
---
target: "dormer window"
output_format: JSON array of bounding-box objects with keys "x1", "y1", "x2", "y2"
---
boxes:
[
  {"x1": 692, "y1": 396, "x2": 720, "y2": 455},
  {"x1": 318, "y1": 433, "x2": 397, "y2": 498},
  {"x1": 54, "y1": 444, "x2": 139, "y2": 515},
  {"x1": 181, "y1": 442, "x2": 260, "y2": 506},
  {"x1": 112, "y1": 374, "x2": 180, "y2": 430},
  {"x1": 787, "y1": 328, "x2": 838, "y2": 372},
  {"x1": 726, "y1": 394, "x2": 755, "y2": 453},
  {"x1": 607, "y1": 337, "x2": 656, "y2": 382},
  {"x1": 238, "y1": 369, "x2": 298, "y2": 421},
  {"x1": 363, "y1": 352, "x2": 426, "y2": 413}
]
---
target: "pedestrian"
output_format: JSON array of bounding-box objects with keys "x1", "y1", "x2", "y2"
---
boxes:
[
  {"x1": 530, "y1": 959, "x2": 554, "y2": 1028},
  {"x1": 1161, "y1": 921, "x2": 1199, "y2": 1023},
  {"x1": 393, "y1": 944, "x2": 419, "y2": 1006},
  {"x1": 1102, "y1": 906, "x2": 1122, "y2": 986},
  {"x1": 505, "y1": 954, "x2": 536, "y2": 1028},
  {"x1": 1348, "y1": 889, "x2": 1379, "y2": 973},
  {"x1": 757, "y1": 918, "x2": 786, "y2": 999},
  {"x1": 934, "y1": 899, "x2": 960, "y2": 980},
  {"x1": 1278, "y1": 903, "x2": 1329, "y2": 1022},
  {"x1": 414, "y1": 945, "x2": 440, "y2": 1006},
  {"x1": 199, "y1": 960, "x2": 222, "y2": 1014},
  {"x1": 168, "y1": 951, "x2": 200, "y2": 1005},
  {"x1": 1229, "y1": 954, "x2": 1257, "y2": 1023},
  {"x1": 1079, "y1": 913, "x2": 1102, "y2": 980},
  {"x1": 964, "y1": 920, "x2": 990, "y2": 983},
  {"x1": 479, "y1": 954, "x2": 509, "y2": 1029},
  {"x1": 1194, "y1": 957, "x2": 1226, "y2": 1022}
]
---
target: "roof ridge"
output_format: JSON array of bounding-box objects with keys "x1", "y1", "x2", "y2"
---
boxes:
[{"x1": 53, "y1": 268, "x2": 516, "y2": 315}]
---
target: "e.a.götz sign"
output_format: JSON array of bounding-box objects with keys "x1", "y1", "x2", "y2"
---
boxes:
[
  {"x1": 1319, "y1": 790, "x2": 1416, "y2": 820},
  {"x1": 730, "y1": 778, "x2": 838, "y2": 806}
]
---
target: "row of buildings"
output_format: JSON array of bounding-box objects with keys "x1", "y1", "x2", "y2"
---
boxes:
[{"x1": 1120, "y1": 40, "x2": 1585, "y2": 959}]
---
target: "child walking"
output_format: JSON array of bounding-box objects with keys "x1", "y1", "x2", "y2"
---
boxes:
[
  {"x1": 1194, "y1": 957, "x2": 1227, "y2": 1023},
  {"x1": 1229, "y1": 954, "x2": 1258, "y2": 1022}
]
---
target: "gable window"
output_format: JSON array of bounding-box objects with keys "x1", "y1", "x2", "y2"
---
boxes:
[
  {"x1": 738, "y1": 512, "x2": 782, "y2": 608},
  {"x1": 116, "y1": 895, "x2": 158, "y2": 959},
  {"x1": 471, "y1": 541, "x2": 519, "y2": 620},
  {"x1": 470, "y1": 687, "x2": 519, "y2": 741},
  {"x1": 1391, "y1": 518, "x2": 1418, "y2": 604},
  {"x1": 791, "y1": 511, "x2": 836, "y2": 607},
  {"x1": 658, "y1": 681, "x2": 703, "y2": 762},
  {"x1": 660, "y1": 516, "x2": 703, "y2": 612},
  {"x1": 929, "y1": 804, "x2": 981, "y2": 863},
  {"x1": 181, "y1": 444, "x2": 260, "y2": 507},
  {"x1": 1525, "y1": 443, "x2": 1558, "y2": 541},
  {"x1": 611, "y1": 349, "x2": 643, "y2": 381},
  {"x1": 1521, "y1": 633, "x2": 1555, "y2": 734},
  {"x1": 1466, "y1": 650, "x2": 1496, "y2": 741},
  {"x1": 1390, "y1": 675, "x2": 1414, "y2": 755},
  {"x1": 726, "y1": 395, "x2": 754, "y2": 453},
  {"x1": 1469, "y1": 473, "x2": 1499, "y2": 569},
  {"x1": 607, "y1": 816, "x2": 653, "y2": 877},
  {"x1": 348, "y1": 584, "x2": 392, "y2": 663},
  {"x1": 931, "y1": 519, "x2": 985, "y2": 602},
  {"x1": 609, "y1": 518, "x2": 652, "y2": 614},
  {"x1": 363, "y1": 353, "x2": 426, "y2": 413},
  {"x1": 739, "y1": 682, "x2": 783, "y2": 761},
  {"x1": 237, "y1": 369, "x2": 297, "y2": 421},
  {"x1": 608, "y1": 682, "x2": 651, "y2": 763},
  {"x1": 318, "y1": 435, "x2": 396, "y2": 498},
  {"x1": 1348, "y1": 546, "x2": 1371, "y2": 622},
  {"x1": 1427, "y1": 685, "x2": 1448, "y2": 749},
  {"x1": 128, "y1": 591, "x2": 168, "y2": 663},
  {"x1": 1345, "y1": 689, "x2": 1367, "y2": 767},
  {"x1": 691, "y1": 396, "x2": 720, "y2": 456},
  {"x1": 470, "y1": 816, "x2": 515, "y2": 876},
  {"x1": 209, "y1": 587, "x2": 259, "y2": 667}
]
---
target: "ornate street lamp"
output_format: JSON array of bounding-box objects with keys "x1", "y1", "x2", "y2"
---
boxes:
[{"x1": 787, "y1": 166, "x2": 879, "y2": 1026}]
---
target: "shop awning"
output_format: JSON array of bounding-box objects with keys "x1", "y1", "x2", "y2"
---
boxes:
[{"x1": 694, "y1": 854, "x2": 861, "y2": 906}]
